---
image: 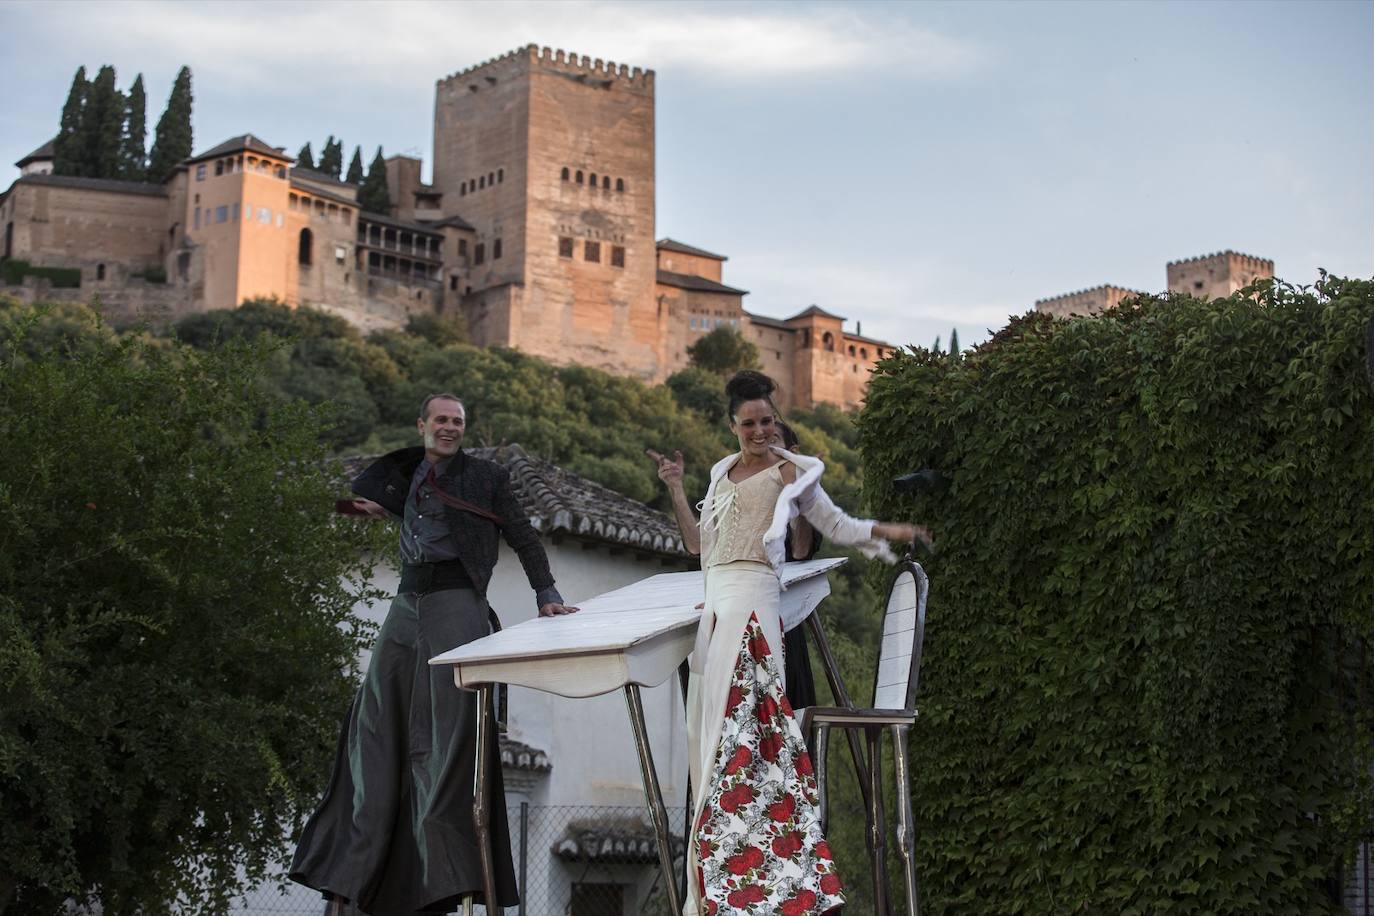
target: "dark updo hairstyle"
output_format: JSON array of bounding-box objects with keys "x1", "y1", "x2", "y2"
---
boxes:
[{"x1": 724, "y1": 369, "x2": 778, "y2": 421}]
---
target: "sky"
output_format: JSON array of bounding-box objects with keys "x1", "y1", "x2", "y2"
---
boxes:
[{"x1": 2, "y1": 0, "x2": 1372, "y2": 351}]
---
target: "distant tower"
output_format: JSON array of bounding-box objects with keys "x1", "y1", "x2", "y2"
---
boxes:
[
  {"x1": 431, "y1": 45, "x2": 659, "y2": 378},
  {"x1": 1166, "y1": 251, "x2": 1274, "y2": 299}
]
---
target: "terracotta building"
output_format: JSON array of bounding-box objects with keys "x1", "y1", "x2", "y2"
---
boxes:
[
  {"x1": 1035, "y1": 251, "x2": 1275, "y2": 317},
  {"x1": 0, "y1": 45, "x2": 892, "y2": 410}
]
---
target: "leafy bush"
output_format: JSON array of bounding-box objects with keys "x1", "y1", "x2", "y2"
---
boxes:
[
  {"x1": 0, "y1": 260, "x2": 82, "y2": 288},
  {"x1": 856, "y1": 276, "x2": 1374, "y2": 913},
  {"x1": 0, "y1": 302, "x2": 384, "y2": 913}
]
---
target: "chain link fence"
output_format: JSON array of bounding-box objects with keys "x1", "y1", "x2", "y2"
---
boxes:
[{"x1": 230, "y1": 804, "x2": 687, "y2": 916}]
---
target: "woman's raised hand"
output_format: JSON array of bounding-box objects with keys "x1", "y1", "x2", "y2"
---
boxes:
[
  {"x1": 645, "y1": 448, "x2": 685, "y2": 488},
  {"x1": 874, "y1": 521, "x2": 934, "y2": 550}
]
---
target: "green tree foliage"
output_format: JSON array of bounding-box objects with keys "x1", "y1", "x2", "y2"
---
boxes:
[
  {"x1": 948, "y1": 327, "x2": 961, "y2": 363},
  {"x1": 358, "y1": 146, "x2": 391, "y2": 214},
  {"x1": 686, "y1": 325, "x2": 760, "y2": 376},
  {"x1": 53, "y1": 66, "x2": 89, "y2": 176},
  {"x1": 318, "y1": 136, "x2": 343, "y2": 179},
  {"x1": 147, "y1": 66, "x2": 193, "y2": 184},
  {"x1": 0, "y1": 297, "x2": 382, "y2": 914},
  {"x1": 346, "y1": 146, "x2": 365, "y2": 184},
  {"x1": 856, "y1": 276, "x2": 1374, "y2": 913},
  {"x1": 665, "y1": 366, "x2": 725, "y2": 424},
  {"x1": 120, "y1": 74, "x2": 147, "y2": 181},
  {"x1": 295, "y1": 141, "x2": 315, "y2": 171},
  {"x1": 83, "y1": 65, "x2": 125, "y2": 180},
  {"x1": 403, "y1": 310, "x2": 468, "y2": 347}
]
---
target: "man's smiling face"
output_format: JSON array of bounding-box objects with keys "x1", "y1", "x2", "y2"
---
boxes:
[{"x1": 418, "y1": 398, "x2": 466, "y2": 461}]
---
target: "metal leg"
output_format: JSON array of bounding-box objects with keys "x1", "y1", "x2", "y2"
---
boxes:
[
  {"x1": 625, "y1": 684, "x2": 684, "y2": 916},
  {"x1": 892, "y1": 723, "x2": 919, "y2": 916},
  {"x1": 868, "y1": 726, "x2": 890, "y2": 916},
  {"x1": 462, "y1": 896, "x2": 474, "y2": 916},
  {"x1": 815, "y1": 722, "x2": 831, "y2": 832},
  {"x1": 807, "y1": 614, "x2": 876, "y2": 818},
  {"x1": 471, "y1": 685, "x2": 500, "y2": 912}
]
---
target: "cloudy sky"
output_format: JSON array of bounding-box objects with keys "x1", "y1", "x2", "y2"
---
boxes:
[{"x1": 2, "y1": 0, "x2": 1371, "y2": 350}]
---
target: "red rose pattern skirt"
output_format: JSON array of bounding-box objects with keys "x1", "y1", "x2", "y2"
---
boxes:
[{"x1": 691, "y1": 607, "x2": 844, "y2": 915}]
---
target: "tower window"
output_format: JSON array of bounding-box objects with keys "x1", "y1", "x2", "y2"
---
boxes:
[
  {"x1": 488, "y1": 171, "x2": 495, "y2": 185},
  {"x1": 497, "y1": 168, "x2": 504, "y2": 183},
  {"x1": 458, "y1": 239, "x2": 468, "y2": 256},
  {"x1": 474, "y1": 243, "x2": 485, "y2": 264},
  {"x1": 610, "y1": 245, "x2": 625, "y2": 268},
  {"x1": 561, "y1": 167, "x2": 570, "y2": 181},
  {"x1": 616, "y1": 178, "x2": 625, "y2": 192},
  {"x1": 584, "y1": 241, "x2": 600, "y2": 262},
  {"x1": 479, "y1": 176, "x2": 486, "y2": 189},
  {"x1": 823, "y1": 332, "x2": 834, "y2": 351},
  {"x1": 298, "y1": 228, "x2": 313, "y2": 265},
  {"x1": 450, "y1": 276, "x2": 459, "y2": 291},
  {"x1": 602, "y1": 175, "x2": 610, "y2": 189},
  {"x1": 575, "y1": 170, "x2": 583, "y2": 184},
  {"x1": 493, "y1": 239, "x2": 502, "y2": 260},
  {"x1": 215, "y1": 160, "x2": 224, "y2": 176},
  {"x1": 96, "y1": 263, "x2": 106, "y2": 281},
  {"x1": 848, "y1": 345, "x2": 856, "y2": 356},
  {"x1": 460, "y1": 183, "x2": 467, "y2": 196},
  {"x1": 558, "y1": 236, "x2": 574, "y2": 258},
  {"x1": 589, "y1": 172, "x2": 598, "y2": 187}
]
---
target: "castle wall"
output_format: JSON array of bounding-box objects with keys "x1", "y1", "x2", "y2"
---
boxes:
[
  {"x1": 658, "y1": 250, "x2": 722, "y2": 283},
  {"x1": 1, "y1": 181, "x2": 167, "y2": 270},
  {"x1": 1035, "y1": 285, "x2": 1142, "y2": 318},
  {"x1": 656, "y1": 283, "x2": 745, "y2": 375},
  {"x1": 744, "y1": 320, "x2": 799, "y2": 408}
]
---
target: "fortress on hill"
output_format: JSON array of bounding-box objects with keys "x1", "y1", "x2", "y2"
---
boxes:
[{"x1": 0, "y1": 45, "x2": 892, "y2": 411}]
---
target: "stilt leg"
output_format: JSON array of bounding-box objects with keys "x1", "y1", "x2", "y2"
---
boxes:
[
  {"x1": 892, "y1": 723, "x2": 919, "y2": 916},
  {"x1": 462, "y1": 896, "x2": 474, "y2": 916},
  {"x1": 815, "y1": 722, "x2": 831, "y2": 832},
  {"x1": 471, "y1": 685, "x2": 500, "y2": 912},
  {"x1": 868, "y1": 726, "x2": 890, "y2": 916},
  {"x1": 625, "y1": 684, "x2": 684, "y2": 916}
]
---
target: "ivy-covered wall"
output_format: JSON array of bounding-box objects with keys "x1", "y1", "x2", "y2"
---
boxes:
[{"x1": 857, "y1": 276, "x2": 1374, "y2": 914}]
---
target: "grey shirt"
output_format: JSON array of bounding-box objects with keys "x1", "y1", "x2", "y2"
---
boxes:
[
  {"x1": 399, "y1": 456, "x2": 564, "y2": 611},
  {"x1": 400, "y1": 457, "x2": 460, "y2": 565}
]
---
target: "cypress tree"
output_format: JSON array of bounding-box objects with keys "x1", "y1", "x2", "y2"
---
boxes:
[
  {"x1": 53, "y1": 66, "x2": 89, "y2": 176},
  {"x1": 949, "y1": 327, "x2": 961, "y2": 362},
  {"x1": 932, "y1": 335, "x2": 941, "y2": 354},
  {"x1": 85, "y1": 66, "x2": 125, "y2": 179},
  {"x1": 345, "y1": 146, "x2": 365, "y2": 184},
  {"x1": 358, "y1": 147, "x2": 391, "y2": 214},
  {"x1": 318, "y1": 136, "x2": 343, "y2": 179},
  {"x1": 296, "y1": 142, "x2": 315, "y2": 171},
  {"x1": 121, "y1": 74, "x2": 148, "y2": 181},
  {"x1": 147, "y1": 66, "x2": 193, "y2": 184}
]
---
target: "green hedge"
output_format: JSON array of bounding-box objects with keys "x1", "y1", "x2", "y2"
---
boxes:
[
  {"x1": 857, "y1": 275, "x2": 1374, "y2": 914},
  {"x1": 0, "y1": 259, "x2": 82, "y2": 288}
]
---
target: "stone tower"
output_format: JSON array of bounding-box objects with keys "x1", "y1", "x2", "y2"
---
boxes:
[
  {"x1": 432, "y1": 45, "x2": 659, "y2": 378},
  {"x1": 1166, "y1": 250, "x2": 1273, "y2": 299}
]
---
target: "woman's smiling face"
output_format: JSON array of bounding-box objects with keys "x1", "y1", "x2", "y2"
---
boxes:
[{"x1": 730, "y1": 399, "x2": 777, "y2": 458}]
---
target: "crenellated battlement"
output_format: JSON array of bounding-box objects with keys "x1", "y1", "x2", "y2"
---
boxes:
[
  {"x1": 1166, "y1": 250, "x2": 1273, "y2": 272},
  {"x1": 1033, "y1": 284, "x2": 1148, "y2": 306},
  {"x1": 437, "y1": 43, "x2": 654, "y2": 91}
]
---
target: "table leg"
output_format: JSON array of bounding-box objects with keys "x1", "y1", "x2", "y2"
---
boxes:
[
  {"x1": 471, "y1": 685, "x2": 500, "y2": 912},
  {"x1": 624, "y1": 684, "x2": 684, "y2": 916},
  {"x1": 892, "y1": 723, "x2": 920, "y2": 916}
]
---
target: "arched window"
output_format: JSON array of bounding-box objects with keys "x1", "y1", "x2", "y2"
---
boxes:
[
  {"x1": 616, "y1": 178, "x2": 625, "y2": 191},
  {"x1": 479, "y1": 176, "x2": 485, "y2": 189},
  {"x1": 801, "y1": 329, "x2": 810, "y2": 347},
  {"x1": 497, "y1": 168, "x2": 504, "y2": 182},
  {"x1": 575, "y1": 170, "x2": 583, "y2": 184},
  {"x1": 561, "y1": 167, "x2": 569, "y2": 181},
  {"x1": 848, "y1": 345, "x2": 856, "y2": 356},
  {"x1": 860, "y1": 347, "x2": 868, "y2": 359},
  {"x1": 96, "y1": 263, "x2": 106, "y2": 281},
  {"x1": 602, "y1": 175, "x2": 610, "y2": 189},
  {"x1": 822, "y1": 332, "x2": 834, "y2": 351},
  {"x1": 460, "y1": 184, "x2": 467, "y2": 197},
  {"x1": 589, "y1": 172, "x2": 598, "y2": 187},
  {"x1": 488, "y1": 171, "x2": 495, "y2": 185},
  {"x1": 298, "y1": 228, "x2": 313, "y2": 266}
]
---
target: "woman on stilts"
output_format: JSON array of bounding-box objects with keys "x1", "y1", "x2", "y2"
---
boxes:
[{"x1": 648, "y1": 370, "x2": 927, "y2": 916}]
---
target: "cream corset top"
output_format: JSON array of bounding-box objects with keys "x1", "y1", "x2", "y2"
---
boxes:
[{"x1": 703, "y1": 462, "x2": 786, "y2": 568}]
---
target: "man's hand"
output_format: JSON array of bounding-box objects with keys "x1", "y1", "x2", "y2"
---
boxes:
[
  {"x1": 645, "y1": 448, "x2": 685, "y2": 488},
  {"x1": 539, "y1": 602, "x2": 579, "y2": 617},
  {"x1": 348, "y1": 498, "x2": 391, "y2": 518}
]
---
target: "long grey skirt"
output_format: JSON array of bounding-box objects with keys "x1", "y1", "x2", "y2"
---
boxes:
[{"x1": 290, "y1": 587, "x2": 518, "y2": 915}]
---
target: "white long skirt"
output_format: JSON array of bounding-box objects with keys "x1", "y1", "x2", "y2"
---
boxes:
[{"x1": 684, "y1": 560, "x2": 843, "y2": 916}]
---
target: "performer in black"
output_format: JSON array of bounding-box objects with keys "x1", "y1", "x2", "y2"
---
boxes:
[{"x1": 291, "y1": 393, "x2": 577, "y2": 915}]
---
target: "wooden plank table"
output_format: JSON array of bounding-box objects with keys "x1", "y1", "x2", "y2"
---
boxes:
[{"x1": 429, "y1": 557, "x2": 846, "y2": 914}]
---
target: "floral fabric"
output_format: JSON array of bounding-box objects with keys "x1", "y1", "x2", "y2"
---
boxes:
[{"x1": 695, "y1": 613, "x2": 844, "y2": 915}]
